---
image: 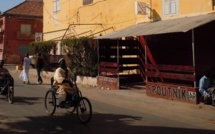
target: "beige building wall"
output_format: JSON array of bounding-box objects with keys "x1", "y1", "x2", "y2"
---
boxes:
[
  {"x1": 43, "y1": 0, "x2": 150, "y2": 41},
  {"x1": 43, "y1": 0, "x2": 215, "y2": 53}
]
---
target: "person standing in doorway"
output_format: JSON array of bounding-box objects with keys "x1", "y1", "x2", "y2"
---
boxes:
[
  {"x1": 20, "y1": 53, "x2": 31, "y2": 84},
  {"x1": 36, "y1": 53, "x2": 44, "y2": 84}
]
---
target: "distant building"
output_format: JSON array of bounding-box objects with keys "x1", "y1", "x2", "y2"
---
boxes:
[{"x1": 0, "y1": 0, "x2": 43, "y2": 63}]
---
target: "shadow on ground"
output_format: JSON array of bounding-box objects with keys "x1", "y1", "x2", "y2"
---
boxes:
[
  {"x1": 0, "y1": 112, "x2": 214, "y2": 134},
  {"x1": 12, "y1": 96, "x2": 44, "y2": 105}
]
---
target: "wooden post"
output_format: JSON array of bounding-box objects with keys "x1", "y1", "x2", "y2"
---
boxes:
[{"x1": 192, "y1": 29, "x2": 196, "y2": 88}]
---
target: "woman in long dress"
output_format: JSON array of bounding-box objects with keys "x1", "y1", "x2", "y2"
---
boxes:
[{"x1": 20, "y1": 53, "x2": 31, "y2": 84}]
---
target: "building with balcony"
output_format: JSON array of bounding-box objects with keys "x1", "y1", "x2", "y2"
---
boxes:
[{"x1": 0, "y1": 0, "x2": 43, "y2": 64}]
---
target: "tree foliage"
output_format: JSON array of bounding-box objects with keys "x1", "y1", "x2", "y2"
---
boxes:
[
  {"x1": 30, "y1": 40, "x2": 57, "y2": 70},
  {"x1": 62, "y1": 37, "x2": 98, "y2": 77},
  {"x1": 30, "y1": 40, "x2": 57, "y2": 55}
]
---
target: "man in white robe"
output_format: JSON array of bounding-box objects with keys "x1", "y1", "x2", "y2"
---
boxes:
[{"x1": 20, "y1": 53, "x2": 31, "y2": 84}]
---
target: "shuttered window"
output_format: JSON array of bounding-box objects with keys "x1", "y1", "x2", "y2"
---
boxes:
[
  {"x1": 21, "y1": 24, "x2": 31, "y2": 35},
  {"x1": 53, "y1": 0, "x2": 60, "y2": 13},
  {"x1": 163, "y1": 0, "x2": 179, "y2": 16},
  {"x1": 83, "y1": 0, "x2": 93, "y2": 5}
]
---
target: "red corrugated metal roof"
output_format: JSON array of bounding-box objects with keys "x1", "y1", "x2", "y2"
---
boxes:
[{"x1": 3, "y1": 0, "x2": 43, "y2": 17}]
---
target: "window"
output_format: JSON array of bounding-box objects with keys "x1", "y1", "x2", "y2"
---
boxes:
[
  {"x1": 19, "y1": 45, "x2": 29, "y2": 54},
  {"x1": 83, "y1": 0, "x2": 93, "y2": 5},
  {"x1": 21, "y1": 24, "x2": 31, "y2": 35},
  {"x1": 162, "y1": 0, "x2": 179, "y2": 16},
  {"x1": 53, "y1": 0, "x2": 60, "y2": 13}
]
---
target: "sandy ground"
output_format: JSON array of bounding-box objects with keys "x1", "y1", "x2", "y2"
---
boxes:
[{"x1": 6, "y1": 65, "x2": 215, "y2": 130}]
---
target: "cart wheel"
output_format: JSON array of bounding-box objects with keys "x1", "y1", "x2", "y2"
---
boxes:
[
  {"x1": 76, "y1": 97, "x2": 92, "y2": 124},
  {"x1": 7, "y1": 87, "x2": 14, "y2": 104},
  {"x1": 45, "y1": 90, "x2": 57, "y2": 115}
]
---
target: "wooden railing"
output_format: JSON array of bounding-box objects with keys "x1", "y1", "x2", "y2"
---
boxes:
[
  {"x1": 145, "y1": 64, "x2": 195, "y2": 82},
  {"x1": 99, "y1": 62, "x2": 119, "y2": 75}
]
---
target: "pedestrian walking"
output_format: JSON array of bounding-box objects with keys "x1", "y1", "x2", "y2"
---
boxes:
[
  {"x1": 36, "y1": 53, "x2": 44, "y2": 84},
  {"x1": 19, "y1": 53, "x2": 31, "y2": 84}
]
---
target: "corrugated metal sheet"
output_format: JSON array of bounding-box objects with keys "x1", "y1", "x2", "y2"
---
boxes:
[{"x1": 95, "y1": 13, "x2": 215, "y2": 39}]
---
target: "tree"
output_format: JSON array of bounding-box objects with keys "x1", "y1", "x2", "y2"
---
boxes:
[
  {"x1": 30, "y1": 40, "x2": 57, "y2": 71},
  {"x1": 62, "y1": 37, "x2": 98, "y2": 77}
]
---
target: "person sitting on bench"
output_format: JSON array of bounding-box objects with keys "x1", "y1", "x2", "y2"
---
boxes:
[{"x1": 199, "y1": 71, "x2": 215, "y2": 104}]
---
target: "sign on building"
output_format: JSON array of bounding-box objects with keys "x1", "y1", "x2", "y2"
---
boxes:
[
  {"x1": 146, "y1": 82, "x2": 197, "y2": 104},
  {"x1": 35, "y1": 32, "x2": 42, "y2": 42},
  {"x1": 135, "y1": 1, "x2": 146, "y2": 15}
]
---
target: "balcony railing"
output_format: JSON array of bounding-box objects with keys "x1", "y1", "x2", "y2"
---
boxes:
[{"x1": 17, "y1": 31, "x2": 35, "y2": 40}]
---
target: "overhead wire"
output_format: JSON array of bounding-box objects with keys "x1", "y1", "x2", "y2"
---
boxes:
[{"x1": 44, "y1": 0, "x2": 146, "y2": 35}]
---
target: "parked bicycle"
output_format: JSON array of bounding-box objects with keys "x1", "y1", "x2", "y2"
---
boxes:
[{"x1": 44, "y1": 73, "x2": 92, "y2": 124}]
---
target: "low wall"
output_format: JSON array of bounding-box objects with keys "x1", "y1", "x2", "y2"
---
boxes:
[
  {"x1": 28, "y1": 68, "x2": 97, "y2": 87},
  {"x1": 76, "y1": 76, "x2": 97, "y2": 87},
  {"x1": 97, "y1": 76, "x2": 118, "y2": 90},
  {"x1": 146, "y1": 82, "x2": 197, "y2": 104}
]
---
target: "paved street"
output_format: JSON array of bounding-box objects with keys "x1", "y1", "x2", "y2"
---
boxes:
[{"x1": 0, "y1": 65, "x2": 215, "y2": 134}]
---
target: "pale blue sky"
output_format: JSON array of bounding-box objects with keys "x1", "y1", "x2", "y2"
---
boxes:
[{"x1": 0, "y1": 0, "x2": 25, "y2": 13}]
